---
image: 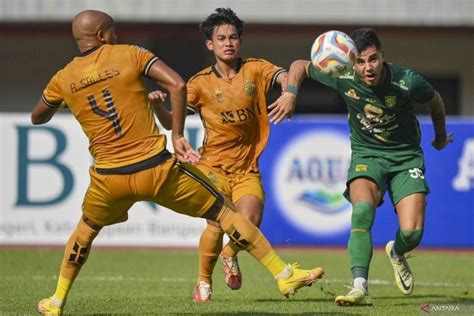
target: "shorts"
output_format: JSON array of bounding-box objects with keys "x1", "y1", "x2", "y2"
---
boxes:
[
  {"x1": 82, "y1": 156, "x2": 223, "y2": 226},
  {"x1": 197, "y1": 165, "x2": 265, "y2": 204},
  {"x1": 343, "y1": 151, "x2": 430, "y2": 206}
]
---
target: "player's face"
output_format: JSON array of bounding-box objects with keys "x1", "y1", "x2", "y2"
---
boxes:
[
  {"x1": 354, "y1": 46, "x2": 384, "y2": 86},
  {"x1": 206, "y1": 24, "x2": 241, "y2": 63}
]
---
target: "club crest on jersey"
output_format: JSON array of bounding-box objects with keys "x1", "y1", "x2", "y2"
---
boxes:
[
  {"x1": 214, "y1": 89, "x2": 223, "y2": 102},
  {"x1": 344, "y1": 89, "x2": 360, "y2": 100},
  {"x1": 385, "y1": 96, "x2": 396, "y2": 108},
  {"x1": 244, "y1": 80, "x2": 257, "y2": 96}
]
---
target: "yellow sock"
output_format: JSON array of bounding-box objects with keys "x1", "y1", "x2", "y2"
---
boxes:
[
  {"x1": 53, "y1": 276, "x2": 73, "y2": 302},
  {"x1": 216, "y1": 199, "x2": 287, "y2": 278},
  {"x1": 53, "y1": 217, "x2": 100, "y2": 301},
  {"x1": 198, "y1": 223, "x2": 224, "y2": 284},
  {"x1": 260, "y1": 250, "x2": 288, "y2": 278}
]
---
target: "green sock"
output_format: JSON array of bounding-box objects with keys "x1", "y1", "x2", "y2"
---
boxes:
[
  {"x1": 394, "y1": 229, "x2": 424, "y2": 255},
  {"x1": 348, "y1": 201, "x2": 375, "y2": 278}
]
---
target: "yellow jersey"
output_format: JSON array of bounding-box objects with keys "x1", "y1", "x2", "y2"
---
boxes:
[
  {"x1": 42, "y1": 44, "x2": 166, "y2": 169},
  {"x1": 187, "y1": 58, "x2": 285, "y2": 174}
]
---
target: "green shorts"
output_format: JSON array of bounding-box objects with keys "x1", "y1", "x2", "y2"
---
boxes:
[{"x1": 343, "y1": 151, "x2": 430, "y2": 206}]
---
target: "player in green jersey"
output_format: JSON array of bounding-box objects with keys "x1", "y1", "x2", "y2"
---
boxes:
[{"x1": 268, "y1": 28, "x2": 453, "y2": 306}]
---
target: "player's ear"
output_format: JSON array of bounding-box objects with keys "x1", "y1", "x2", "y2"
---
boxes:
[
  {"x1": 97, "y1": 29, "x2": 107, "y2": 44},
  {"x1": 205, "y1": 39, "x2": 214, "y2": 51}
]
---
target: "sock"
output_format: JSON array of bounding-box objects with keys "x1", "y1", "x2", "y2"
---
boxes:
[
  {"x1": 348, "y1": 201, "x2": 375, "y2": 278},
  {"x1": 353, "y1": 277, "x2": 368, "y2": 292},
  {"x1": 221, "y1": 240, "x2": 240, "y2": 258},
  {"x1": 215, "y1": 199, "x2": 286, "y2": 278},
  {"x1": 197, "y1": 224, "x2": 224, "y2": 284},
  {"x1": 394, "y1": 229, "x2": 424, "y2": 255},
  {"x1": 53, "y1": 217, "x2": 100, "y2": 301},
  {"x1": 351, "y1": 266, "x2": 368, "y2": 280}
]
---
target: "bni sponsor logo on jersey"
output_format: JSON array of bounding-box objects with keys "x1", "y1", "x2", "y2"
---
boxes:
[{"x1": 273, "y1": 130, "x2": 352, "y2": 235}]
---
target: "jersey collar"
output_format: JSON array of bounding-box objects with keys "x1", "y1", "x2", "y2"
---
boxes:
[
  {"x1": 212, "y1": 58, "x2": 242, "y2": 78},
  {"x1": 79, "y1": 45, "x2": 102, "y2": 57}
]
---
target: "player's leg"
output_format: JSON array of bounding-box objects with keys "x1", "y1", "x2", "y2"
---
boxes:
[
  {"x1": 38, "y1": 169, "x2": 134, "y2": 315},
  {"x1": 154, "y1": 160, "x2": 324, "y2": 298},
  {"x1": 220, "y1": 174, "x2": 265, "y2": 290},
  {"x1": 193, "y1": 219, "x2": 224, "y2": 302},
  {"x1": 386, "y1": 163, "x2": 428, "y2": 295},
  {"x1": 37, "y1": 216, "x2": 102, "y2": 315},
  {"x1": 335, "y1": 178, "x2": 379, "y2": 306},
  {"x1": 192, "y1": 167, "x2": 228, "y2": 301},
  {"x1": 336, "y1": 155, "x2": 387, "y2": 306}
]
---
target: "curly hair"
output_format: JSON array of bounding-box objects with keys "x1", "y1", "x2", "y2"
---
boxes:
[{"x1": 199, "y1": 8, "x2": 244, "y2": 40}]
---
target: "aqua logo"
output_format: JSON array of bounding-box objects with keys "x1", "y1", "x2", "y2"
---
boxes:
[{"x1": 273, "y1": 130, "x2": 352, "y2": 235}]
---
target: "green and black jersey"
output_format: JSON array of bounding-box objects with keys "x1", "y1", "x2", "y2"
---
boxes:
[{"x1": 308, "y1": 62, "x2": 434, "y2": 157}]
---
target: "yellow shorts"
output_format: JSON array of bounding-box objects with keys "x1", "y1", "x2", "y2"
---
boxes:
[
  {"x1": 196, "y1": 165, "x2": 265, "y2": 204},
  {"x1": 82, "y1": 157, "x2": 223, "y2": 226}
]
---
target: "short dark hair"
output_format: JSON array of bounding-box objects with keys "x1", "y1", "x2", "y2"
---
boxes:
[
  {"x1": 199, "y1": 8, "x2": 244, "y2": 40},
  {"x1": 350, "y1": 28, "x2": 383, "y2": 53}
]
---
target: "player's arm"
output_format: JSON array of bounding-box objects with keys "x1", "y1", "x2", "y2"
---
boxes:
[
  {"x1": 147, "y1": 60, "x2": 200, "y2": 163},
  {"x1": 148, "y1": 90, "x2": 172, "y2": 130},
  {"x1": 424, "y1": 90, "x2": 453, "y2": 150},
  {"x1": 31, "y1": 99, "x2": 62, "y2": 125},
  {"x1": 268, "y1": 60, "x2": 311, "y2": 124},
  {"x1": 274, "y1": 70, "x2": 288, "y2": 91}
]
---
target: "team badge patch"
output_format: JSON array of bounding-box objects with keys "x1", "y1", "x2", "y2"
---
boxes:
[
  {"x1": 244, "y1": 80, "x2": 257, "y2": 96},
  {"x1": 214, "y1": 89, "x2": 223, "y2": 102},
  {"x1": 355, "y1": 164, "x2": 368, "y2": 172},
  {"x1": 385, "y1": 96, "x2": 396, "y2": 108},
  {"x1": 344, "y1": 89, "x2": 360, "y2": 100}
]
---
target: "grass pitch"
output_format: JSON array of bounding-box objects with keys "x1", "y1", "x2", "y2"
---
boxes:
[{"x1": 0, "y1": 247, "x2": 473, "y2": 315}]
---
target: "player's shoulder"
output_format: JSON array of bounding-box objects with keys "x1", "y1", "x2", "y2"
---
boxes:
[
  {"x1": 338, "y1": 69, "x2": 356, "y2": 80},
  {"x1": 241, "y1": 57, "x2": 274, "y2": 68},
  {"x1": 188, "y1": 66, "x2": 213, "y2": 84},
  {"x1": 242, "y1": 57, "x2": 268, "y2": 64},
  {"x1": 388, "y1": 63, "x2": 425, "y2": 91}
]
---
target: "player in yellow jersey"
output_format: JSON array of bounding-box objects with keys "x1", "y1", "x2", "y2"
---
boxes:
[
  {"x1": 32, "y1": 10, "x2": 323, "y2": 315},
  {"x1": 149, "y1": 8, "x2": 298, "y2": 302}
]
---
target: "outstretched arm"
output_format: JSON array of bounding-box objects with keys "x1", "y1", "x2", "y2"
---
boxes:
[
  {"x1": 148, "y1": 60, "x2": 200, "y2": 163},
  {"x1": 268, "y1": 60, "x2": 311, "y2": 124},
  {"x1": 424, "y1": 90, "x2": 453, "y2": 150}
]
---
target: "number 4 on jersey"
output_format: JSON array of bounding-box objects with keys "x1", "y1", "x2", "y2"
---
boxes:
[{"x1": 87, "y1": 89, "x2": 122, "y2": 137}]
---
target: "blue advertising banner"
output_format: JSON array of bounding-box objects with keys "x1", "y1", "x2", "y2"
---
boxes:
[{"x1": 259, "y1": 116, "x2": 474, "y2": 248}]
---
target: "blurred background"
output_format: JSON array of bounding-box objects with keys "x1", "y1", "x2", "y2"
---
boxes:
[{"x1": 0, "y1": 0, "x2": 473, "y2": 248}]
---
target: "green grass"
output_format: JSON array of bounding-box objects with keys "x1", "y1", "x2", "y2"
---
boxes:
[{"x1": 0, "y1": 247, "x2": 473, "y2": 315}]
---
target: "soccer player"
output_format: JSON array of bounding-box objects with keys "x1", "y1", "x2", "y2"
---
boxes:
[
  {"x1": 268, "y1": 28, "x2": 452, "y2": 306},
  {"x1": 33, "y1": 10, "x2": 323, "y2": 315},
  {"x1": 149, "y1": 7, "x2": 290, "y2": 302}
]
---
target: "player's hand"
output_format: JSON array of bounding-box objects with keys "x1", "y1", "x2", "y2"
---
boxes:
[
  {"x1": 268, "y1": 92, "x2": 297, "y2": 124},
  {"x1": 172, "y1": 134, "x2": 201, "y2": 164},
  {"x1": 431, "y1": 132, "x2": 454, "y2": 150},
  {"x1": 148, "y1": 90, "x2": 168, "y2": 106}
]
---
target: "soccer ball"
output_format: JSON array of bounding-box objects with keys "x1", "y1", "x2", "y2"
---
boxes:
[{"x1": 310, "y1": 30, "x2": 357, "y2": 77}]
